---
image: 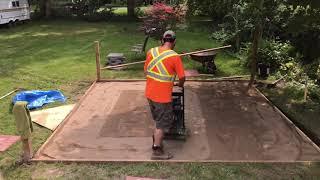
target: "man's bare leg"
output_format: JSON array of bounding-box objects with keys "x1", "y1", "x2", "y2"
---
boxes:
[
  {"x1": 151, "y1": 128, "x2": 173, "y2": 160},
  {"x1": 153, "y1": 128, "x2": 163, "y2": 146}
]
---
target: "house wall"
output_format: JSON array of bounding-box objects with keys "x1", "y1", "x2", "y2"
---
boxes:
[{"x1": 0, "y1": 0, "x2": 30, "y2": 25}]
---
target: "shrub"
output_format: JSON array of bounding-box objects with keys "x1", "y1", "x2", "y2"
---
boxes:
[
  {"x1": 210, "y1": 28, "x2": 231, "y2": 43},
  {"x1": 257, "y1": 40, "x2": 295, "y2": 72},
  {"x1": 303, "y1": 60, "x2": 320, "y2": 82},
  {"x1": 240, "y1": 40, "x2": 304, "y2": 80},
  {"x1": 71, "y1": 0, "x2": 114, "y2": 20},
  {"x1": 141, "y1": 2, "x2": 187, "y2": 40},
  {"x1": 83, "y1": 6, "x2": 114, "y2": 22},
  {"x1": 309, "y1": 84, "x2": 320, "y2": 101},
  {"x1": 187, "y1": 0, "x2": 239, "y2": 22},
  {"x1": 280, "y1": 61, "x2": 304, "y2": 82}
]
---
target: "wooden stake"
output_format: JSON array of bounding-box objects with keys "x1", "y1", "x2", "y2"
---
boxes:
[
  {"x1": 272, "y1": 75, "x2": 287, "y2": 85},
  {"x1": 101, "y1": 61, "x2": 145, "y2": 70},
  {"x1": 199, "y1": 74, "x2": 250, "y2": 79},
  {"x1": 304, "y1": 76, "x2": 308, "y2": 101},
  {"x1": 178, "y1": 45, "x2": 231, "y2": 56},
  {"x1": 0, "y1": 89, "x2": 19, "y2": 100},
  {"x1": 101, "y1": 45, "x2": 232, "y2": 70},
  {"x1": 95, "y1": 41, "x2": 101, "y2": 81},
  {"x1": 21, "y1": 138, "x2": 33, "y2": 162}
]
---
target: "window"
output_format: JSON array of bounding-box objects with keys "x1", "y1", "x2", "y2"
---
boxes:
[{"x1": 11, "y1": 1, "x2": 19, "y2": 7}]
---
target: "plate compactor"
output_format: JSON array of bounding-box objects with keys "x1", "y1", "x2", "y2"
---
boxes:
[{"x1": 164, "y1": 86, "x2": 188, "y2": 140}]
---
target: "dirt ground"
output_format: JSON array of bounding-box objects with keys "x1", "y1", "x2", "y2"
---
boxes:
[{"x1": 33, "y1": 81, "x2": 320, "y2": 162}]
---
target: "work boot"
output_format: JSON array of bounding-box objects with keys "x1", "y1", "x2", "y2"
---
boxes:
[{"x1": 151, "y1": 145, "x2": 173, "y2": 160}]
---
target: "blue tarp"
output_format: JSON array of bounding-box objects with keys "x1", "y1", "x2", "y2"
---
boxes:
[{"x1": 13, "y1": 90, "x2": 66, "y2": 109}]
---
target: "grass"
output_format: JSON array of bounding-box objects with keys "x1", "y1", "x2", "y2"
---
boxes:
[
  {"x1": 113, "y1": 6, "x2": 148, "y2": 16},
  {"x1": 113, "y1": 7, "x2": 128, "y2": 16},
  {"x1": 3, "y1": 162, "x2": 320, "y2": 179},
  {"x1": 0, "y1": 19, "x2": 319, "y2": 179}
]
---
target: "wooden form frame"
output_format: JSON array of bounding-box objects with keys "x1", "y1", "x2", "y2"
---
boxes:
[
  {"x1": 255, "y1": 88, "x2": 320, "y2": 153},
  {"x1": 32, "y1": 79, "x2": 320, "y2": 163},
  {"x1": 31, "y1": 158, "x2": 319, "y2": 163},
  {"x1": 31, "y1": 42, "x2": 320, "y2": 163}
]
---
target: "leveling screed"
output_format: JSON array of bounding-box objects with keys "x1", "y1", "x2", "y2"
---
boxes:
[{"x1": 164, "y1": 86, "x2": 188, "y2": 140}]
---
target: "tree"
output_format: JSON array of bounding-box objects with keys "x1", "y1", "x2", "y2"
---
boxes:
[
  {"x1": 283, "y1": 0, "x2": 320, "y2": 63},
  {"x1": 141, "y1": 2, "x2": 187, "y2": 40},
  {"x1": 221, "y1": 1, "x2": 250, "y2": 52},
  {"x1": 33, "y1": 0, "x2": 51, "y2": 18},
  {"x1": 127, "y1": 0, "x2": 135, "y2": 17},
  {"x1": 187, "y1": 0, "x2": 240, "y2": 23},
  {"x1": 248, "y1": 0, "x2": 264, "y2": 90},
  {"x1": 45, "y1": 0, "x2": 52, "y2": 18}
]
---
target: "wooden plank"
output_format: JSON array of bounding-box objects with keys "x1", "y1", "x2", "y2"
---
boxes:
[
  {"x1": 30, "y1": 104, "x2": 75, "y2": 131},
  {"x1": 101, "y1": 61, "x2": 145, "y2": 70},
  {"x1": 254, "y1": 87, "x2": 320, "y2": 153},
  {"x1": 0, "y1": 89, "x2": 19, "y2": 100},
  {"x1": 0, "y1": 135, "x2": 20, "y2": 152},
  {"x1": 101, "y1": 45, "x2": 232, "y2": 70},
  {"x1": 126, "y1": 176, "x2": 161, "y2": 180},
  {"x1": 179, "y1": 45, "x2": 231, "y2": 56},
  {"x1": 184, "y1": 69, "x2": 200, "y2": 77},
  {"x1": 31, "y1": 158, "x2": 319, "y2": 163},
  {"x1": 95, "y1": 41, "x2": 101, "y2": 81},
  {"x1": 272, "y1": 75, "x2": 287, "y2": 85},
  {"x1": 98, "y1": 78, "x2": 249, "y2": 82},
  {"x1": 199, "y1": 74, "x2": 250, "y2": 79}
]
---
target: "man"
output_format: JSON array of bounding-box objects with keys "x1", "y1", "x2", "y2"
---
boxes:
[{"x1": 144, "y1": 30, "x2": 185, "y2": 160}]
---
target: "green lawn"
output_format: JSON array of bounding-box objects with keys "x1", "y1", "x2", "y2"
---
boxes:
[
  {"x1": 113, "y1": 7, "x2": 128, "y2": 16},
  {"x1": 0, "y1": 20, "x2": 319, "y2": 179},
  {"x1": 113, "y1": 6, "x2": 148, "y2": 16}
]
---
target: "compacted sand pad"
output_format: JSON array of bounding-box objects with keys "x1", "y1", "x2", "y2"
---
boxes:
[{"x1": 34, "y1": 81, "x2": 320, "y2": 162}]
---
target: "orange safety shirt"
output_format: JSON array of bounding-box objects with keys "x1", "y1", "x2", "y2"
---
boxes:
[{"x1": 144, "y1": 46, "x2": 185, "y2": 103}]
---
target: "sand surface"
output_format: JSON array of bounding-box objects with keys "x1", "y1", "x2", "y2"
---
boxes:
[{"x1": 34, "y1": 81, "x2": 320, "y2": 161}]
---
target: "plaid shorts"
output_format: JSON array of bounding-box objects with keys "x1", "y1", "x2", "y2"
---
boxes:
[{"x1": 148, "y1": 99, "x2": 174, "y2": 132}]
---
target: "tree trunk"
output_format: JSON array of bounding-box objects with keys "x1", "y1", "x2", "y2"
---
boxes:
[
  {"x1": 39, "y1": 0, "x2": 46, "y2": 17},
  {"x1": 45, "y1": 0, "x2": 52, "y2": 18},
  {"x1": 235, "y1": 34, "x2": 240, "y2": 52},
  {"x1": 235, "y1": 11, "x2": 240, "y2": 52},
  {"x1": 247, "y1": 23, "x2": 263, "y2": 89},
  {"x1": 247, "y1": 0, "x2": 264, "y2": 90},
  {"x1": 127, "y1": 0, "x2": 135, "y2": 17},
  {"x1": 39, "y1": 0, "x2": 51, "y2": 18}
]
